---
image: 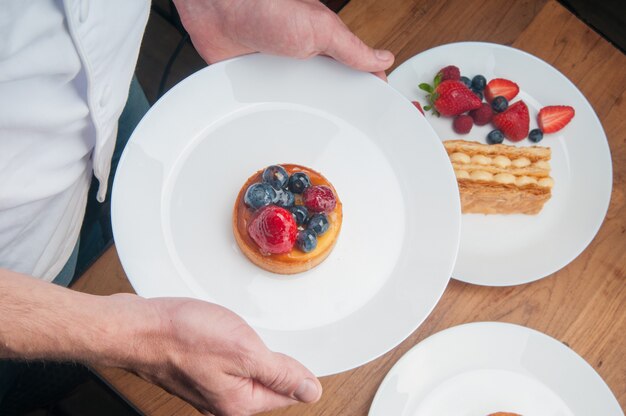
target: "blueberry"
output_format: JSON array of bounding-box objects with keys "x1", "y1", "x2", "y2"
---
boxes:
[
  {"x1": 491, "y1": 96, "x2": 508, "y2": 113},
  {"x1": 244, "y1": 182, "x2": 276, "y2": 209},
  {"x1": 289, "y1": 205, "x2": 309, "y2": 226},
  {"x1": 471, "y1": 75, "x2": 487, "y2": 91},
  {"x1": 472, "y1": 88, "x2": 483, "y2": 101},
  {"x1": 529, "y1": 128, "x2": 544, "y2": 143},
  {"x1": 296, "y1": 229, "x2": 317, "y2": 253},
  {"x1": 307, "y1": 213, "x2": 329, "y2": 236},
  {"x1": 487, "y1": 129, "x2": 505, "y2": 144},
  {"x1": 262, "y1": 165, "x2": 289, "y2": 190},
  {"x1": 460, "y1": 76, "x2": 472, "y2": 88},
  {"x1": 275, "y1": 189, "x2": 295, "y2": 207},
  {"x1": 288, "y1": 172, "x2": 311, "y2": 194}
]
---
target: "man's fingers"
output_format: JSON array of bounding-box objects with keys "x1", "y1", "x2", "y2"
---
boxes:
[
  {"x1": 320, "y1": 14, "x2": 394, "y2": 73},
  {"x1": 247, "y1": 380, "x2": 301, "y2": 414},
  {"x1": 251, "y1": 351, "x2": 322, "y2": 403}
]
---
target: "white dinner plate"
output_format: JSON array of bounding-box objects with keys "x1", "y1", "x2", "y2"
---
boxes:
[
  {"x1": 112, "y1": 54, "x2": 461, "y2": 376},
  {"x1": 369, "y1": 322, "x2": 622, "y2": 416},
  {"x1": 389, "y1": 42, "x2": 612, "y2": 286}
]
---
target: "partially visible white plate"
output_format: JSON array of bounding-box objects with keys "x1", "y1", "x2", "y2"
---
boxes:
[
  {"x1": 112, "y1": 54, "x2": 461, "y2": 376},
  {"x1": 389, "y1": 42, "x2": 612, "y2": 286},
  {"x1": 369, "y1": 322, "x2": 623, "y2": 416}
]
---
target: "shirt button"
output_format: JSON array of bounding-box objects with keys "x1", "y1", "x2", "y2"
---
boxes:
[
  {"x1": 79, "y1": 0, "x2": 89, "y2": 23},
  {"x1": 100, "y1": 84, "x2": 111, "y2": 108}
]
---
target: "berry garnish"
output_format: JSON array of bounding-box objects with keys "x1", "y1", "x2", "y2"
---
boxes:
[
  {"x1": 538, "y1": 105, "x2": 575, "y2": 134},
  {"x1": 437, "y1": 65, "x2": 461, "y2": 81},
  {"x1": 453, "y1": 115, "x2": 473, "y2": 134},
  {"x1": 419, "y1": 80, "x2": 482, "y2": 117},
  {"x1": 247, "y1": 205, "x2": 297, "y2": 254},
  {"x1": 484, "y1": 78, "x2": 519, "y2": 103},
  {"x1": 289, "y1": 205, "x2": 309, "y2": 226},
  {"x1": 492, "y1": 101, "x2": 530, "y2": 142},
  {"x1": 471, "y1": 75, "x2": 487, "y2": 91},
  {"x1": 487, "y1": 129, "x2": 505, "y2": 144},
  {"x1": 287, "y1": 172, "x2": 311, "y2": 194},
  {"x1": 303, "y1": 185, "x2": 337, "y2": 213},
  {"x1": 459, "y1": 76, "x2": 472, "y2": 88},
  {"x1": 491, "y1": 96, "x2": 509, "y2": 113},
  {"x1": 244, "y1": 183, "x2": 277, "y2": 210},
  {"x1": 528, "y1": 128, "x2": 544, "y2": 143},
  {"x1": 469, "y1": 103, "x2": 493, "y2": 126},
  {"x1": 296, "y1": 230, "x2": 318, "y2": 253},
  {"x1": 307, "y1": 213, "x2": 330, "y2": 236},
  {"x1": 412, "y1": 100, "x2": 425, "y2": 115},
  {"x1": 275, "y1": 189, "x2": 295, "y2": 207},
  {"x1": 262, "y1": 165, "x2": 289, "y2": 190}
]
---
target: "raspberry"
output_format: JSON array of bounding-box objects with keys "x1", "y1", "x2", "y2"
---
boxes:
[
  {"x1": 247, "y1": 205, "x2": 297, "y2": 254},
  {"x1": 452, "y1": 115, "x2": 473, "y2": 134},
  {"x1": 438, "y1": 65, "x2": 461, "y2": 81},
  {"x1": 469, "y1": 103, "x2": 493, "y2": 126},
  {"x1": 303, "y1": 185, "x2": 336, "y2": 213}
]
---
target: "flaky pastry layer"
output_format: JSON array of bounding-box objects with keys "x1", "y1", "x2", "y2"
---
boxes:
[{"x1": 444, "y1": 140, "x2": 553, "y2": 215}]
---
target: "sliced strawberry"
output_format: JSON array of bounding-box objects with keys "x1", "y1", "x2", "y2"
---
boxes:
[
  {"x1": 411, "y1": 100, "x2": 424, "y2": 115},
  {"x1": 492, "y1": 101, "x2": 530, "y2": 142},
  {"x1": 248, "y1": 205, "x2": 297, "y2": 254},
  {"x1": 484, "y1": 78, "x2": 520, "y2": 103},
  {"x1": 538, "y1": 105, "x2": 575, "y2": 134},
  {"x1": 426, "y1": 80, "x2": 482, "y2": 117}
]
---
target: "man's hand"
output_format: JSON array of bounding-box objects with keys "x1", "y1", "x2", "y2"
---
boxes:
[
  {"x1": 0, "y1": 271, "x2": 320, "y2": 416},
  {"x1": 134, "y1": 298, "x2": 321, "y2": 415},
  {"x1": 173, "y1": 0, "x2": 394, "y2": 77}
]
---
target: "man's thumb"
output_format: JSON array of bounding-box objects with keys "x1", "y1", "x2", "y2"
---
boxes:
[{"x1": 252, "y1": 352, "x2": 322, "y2": 403}]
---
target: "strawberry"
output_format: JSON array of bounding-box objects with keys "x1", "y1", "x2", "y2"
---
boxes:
[
  {"x1": 538, "y1": 105, "x2": 575, "y2": 133},
  {"x1": 248, "y1": 205, "x2": 297, "y2": 254},
  {"x1": 412, "y1": 100, "x2": 424, "y2": 115},
  {"x1": 420, "y1": 80, "x2": 482, "y2": 117},
  {"x1": 492, "y1": 101, "x2": 530, "y2": 141},
  {"x1": 303, "y1": 185, "x2": 336, "y2": 213},
  {"x1": 484, "y1": 78, "x2": 519, "y2": 103}
]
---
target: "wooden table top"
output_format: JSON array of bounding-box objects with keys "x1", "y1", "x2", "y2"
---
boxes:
[{"x1": 72, "y1": 0, "x2": 626, "y2": 414}]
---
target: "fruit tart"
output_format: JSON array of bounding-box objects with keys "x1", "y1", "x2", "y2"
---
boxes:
[{"x1": 233, "y1": 164, "x2": 342, "y2": 274}]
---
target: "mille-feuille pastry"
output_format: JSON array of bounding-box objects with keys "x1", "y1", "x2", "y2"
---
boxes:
[
  {"x1": 444, "y1": 140, "x2": 554, "y2": 215},
  {"x1": 233, "y1": 164, "x2": 342, "y2": 274}
]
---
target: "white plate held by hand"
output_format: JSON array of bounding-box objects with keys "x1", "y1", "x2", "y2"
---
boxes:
[
  {"x1": 389, "y1": 42, "x2": 612, "y2": 286},
  {"x1": 112, "y1": 54, "x2": 461, "y2": 376}
]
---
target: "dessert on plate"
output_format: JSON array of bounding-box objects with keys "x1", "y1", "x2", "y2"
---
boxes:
[
  {"x1": 444, "y1": 139, "x2": 553, "y2": 215},
  {"x1": 233, "y1": 164, "x2": 342, "y2": 274}
]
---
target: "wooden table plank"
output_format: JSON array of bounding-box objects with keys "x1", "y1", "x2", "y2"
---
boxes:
[{"x1": 72, "y1": 0, "x2": 626, "y2": 414}]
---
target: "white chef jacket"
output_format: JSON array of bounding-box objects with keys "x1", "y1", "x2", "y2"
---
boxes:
[{"x1": 0, "y1": 0, "x2": 150, "y2": 281}]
